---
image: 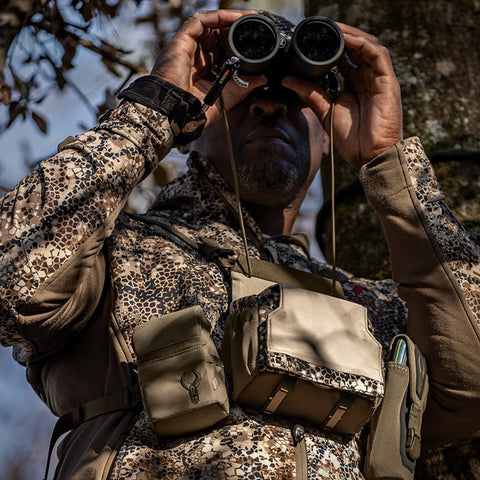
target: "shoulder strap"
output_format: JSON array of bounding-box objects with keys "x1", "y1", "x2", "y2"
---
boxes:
[
  {"x1": 125, "y1": 213, "x2": 235, "y2": 271},
  {"x1": 128, "y1": 213, "x2": 343, "y2": 298}
]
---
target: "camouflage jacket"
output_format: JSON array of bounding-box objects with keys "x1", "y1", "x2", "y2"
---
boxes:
[{"x1": 1, "y1": 101, "x2": 479, "y2": 479}]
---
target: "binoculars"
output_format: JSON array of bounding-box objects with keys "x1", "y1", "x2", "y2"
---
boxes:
[{"x1": 226, "y1": 14, "x2": 345, "y2": 80}]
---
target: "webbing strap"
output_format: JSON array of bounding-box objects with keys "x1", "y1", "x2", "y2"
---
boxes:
[
  {"x1": 262, "y1": 377, "x2": 297, "y2": 415},
  {"x1": 130, "y1": 213, "x2": 342, "y2": 298},
  {"x1": 233, "y1": 255, "x2": 344, "y2": 299},
  {"x1": 43, "y1": 385, "x2": 141, "y2": 480},
  {"x1": 292, "y1": 424, "x2": 308, "y2": 480},
  {"x1": 126, "y1": 213, "x2": 235, "y2": 271},
  {"x1": 322, "y1": 394, "x2": 357, "y2": 431}
]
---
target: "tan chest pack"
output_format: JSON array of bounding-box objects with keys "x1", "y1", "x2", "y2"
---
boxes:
[
  {"x1": 131, "y1": 248, "x2": 428, "y2": 480},
  {"x1": 45, "y1": 236, "x2": 428, "y2": 480},
  {"x1": 132, "y1": 254, "x2": 384, "y2": 437},
  {"x1": 222, "y1": 256, "x2": 384, "y2": 434}
]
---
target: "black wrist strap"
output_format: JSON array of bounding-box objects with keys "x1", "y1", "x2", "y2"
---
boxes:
[
  {"x1": 118, "y1": 76, "x2": 195, "y2": 114},
  {"x1": 118, "y1": 75, "x2": 206, "y2": 145}
]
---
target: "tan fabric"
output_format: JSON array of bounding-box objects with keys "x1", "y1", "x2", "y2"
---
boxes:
[
  {"x1": 365, "y1": 362, "x2": 412, "y2": 479},
  {"x1": 364, "y1": 334, "x2": 429, "y2": 479},
  {"x1": 360, "y1": 140, "x2": 480, "y2": 449},
  {"x1": 132, "y1": 306, "x2": 229, "y2": 436},
  {"x1": 231, "y1": 269, "x2": 276, "y2": 301},
  {"x1": 270, "y1": 286, "x2": 382, "y2": 381},
  {"x1": 222, "y1": 283, "x2": 383, "y2": 434},
  {"x1": 35, "y1": 275, "x2": 138, "y2": 479},
  {"x1": 54, "y1": 410, "x2": 137, "y2": 480},
  {"x1": 231, "y1": 255, "x2": 343, "y2": 299}
]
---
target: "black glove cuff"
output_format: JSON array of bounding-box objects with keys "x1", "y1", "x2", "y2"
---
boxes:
[{"x1": 118, "y1": 75, "x2": 206, "y2": 145}]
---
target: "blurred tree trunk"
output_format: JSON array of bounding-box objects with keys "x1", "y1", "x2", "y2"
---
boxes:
[
  {"x1": 306, "y1": 0, "x2": 480, "y2": 478},
  {"x1": 310, "y1": 0, "x2": 480, "y2": 280}
]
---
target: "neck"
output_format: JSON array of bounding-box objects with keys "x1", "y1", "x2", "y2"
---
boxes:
[{"x1": 244, "y1": 202, "x2": 300, "y2": 236}]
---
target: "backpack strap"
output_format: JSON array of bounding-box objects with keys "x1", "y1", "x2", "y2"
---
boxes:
[
  {"x1": 291, "y1": 424, "x2": 308, "y2": 480},
  {"x1": 127, "y1": 213, "x2": 343, "y2": 298}
]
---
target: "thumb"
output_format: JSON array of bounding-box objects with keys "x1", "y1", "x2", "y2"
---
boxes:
[
  {"x1": 220, "y1": 74, "x2": 267, "y2": 111},
  {"x1": 282, "y1": 76, "x2": 332, "y2": 128}
]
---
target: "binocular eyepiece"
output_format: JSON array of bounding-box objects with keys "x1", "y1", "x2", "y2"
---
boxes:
[{"x1": 227, "y1": 14, "x2": 344, "y2": 80}]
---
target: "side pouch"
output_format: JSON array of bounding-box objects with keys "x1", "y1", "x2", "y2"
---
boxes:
[
  {"x1": 132, "y1": 305, "x2": 229, "y2": 436},
  {"x1": 364, "y1": 334, "x2": 429, "y2": 479}
]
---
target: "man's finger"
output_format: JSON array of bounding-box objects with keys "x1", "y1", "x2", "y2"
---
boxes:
[
  {"x1": 281, "y1": 77, "x2": 332, "y2": 126},
  {"x1": 177, "y1": 9, "x2": 257, "y2": 40},
  {"x1": 342, "y1": 31, "x2": 395, "y2": 77}
]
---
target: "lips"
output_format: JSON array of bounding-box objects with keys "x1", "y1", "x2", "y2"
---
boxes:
[{"x1": 244, "y1": 127, "x2": 291, "y2": 145}]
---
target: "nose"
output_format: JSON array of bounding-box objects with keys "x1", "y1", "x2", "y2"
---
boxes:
[{"x1": 248, "y1": 95, "x2": 288, "y2": 120}]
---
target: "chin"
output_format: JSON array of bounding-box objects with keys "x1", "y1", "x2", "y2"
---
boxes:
[
  {"x1": 237, "y1": 163, "x2": 303, "y2": 204},
  {"x1": 235, "y1": 145, "x2": 310, "y2": 202}
]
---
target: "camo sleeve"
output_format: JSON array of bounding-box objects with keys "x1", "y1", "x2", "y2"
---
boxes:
[
  {"x1": 0, "y1": 102, "x2": 173, "y2": 360},
  {"x1": 360, "y1": 137, "x2": 480, "y2": 450}
]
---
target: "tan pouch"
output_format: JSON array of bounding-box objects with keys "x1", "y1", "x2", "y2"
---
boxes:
[
  {"x1": 221, "y1": 283, "x2": 384, "y2": 434},
  {"x1": 132, "y1": 305, "x2": 229, "y2": 436},
  {"x1": 364, "y1": 334, "x2": 429, "y2": 479}
]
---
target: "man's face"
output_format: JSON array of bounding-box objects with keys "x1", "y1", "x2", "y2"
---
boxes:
[{"x1": 190, "y1": 86, "x2": 325, "y2": 209}]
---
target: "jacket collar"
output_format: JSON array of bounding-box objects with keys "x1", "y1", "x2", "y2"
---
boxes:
[{"x1": 148, "y1": 152, "x2": 265, "y2": 245}]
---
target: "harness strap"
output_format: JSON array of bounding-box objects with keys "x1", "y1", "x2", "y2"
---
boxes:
[
  {"x1": 292, "y1": 424, "x2": 308, "y2": 480},
  {"x1": 128, "y1": 213, "x2": 345, "y2": 300},
  {"x1": 262, "y1": 377, "x2": 297, "y2": 415},
  {"x1": 126, "y1": 213, "x2": 235, "y2": 272},
  {"x1": 43, "y1": 384, "x2": 141, "y2": 480},
  {"x1": 233, "y1": 255, "x2": 344, "y2": 299},
  {"x1": 322, "y1": 394, "x2": 357, "y2": 431}
]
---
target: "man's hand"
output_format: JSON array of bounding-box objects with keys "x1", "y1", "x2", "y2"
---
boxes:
[
  {"x1": 151, "y1": 10, "x2": 266, "y2": 127},
  {"x1": 282, "y1": 24, "x2": 403, "y2": 169}
]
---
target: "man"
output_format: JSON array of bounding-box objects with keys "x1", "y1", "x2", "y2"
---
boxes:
[{"x1": 0, "y1": 9, "x2": 479, "y2": 480}]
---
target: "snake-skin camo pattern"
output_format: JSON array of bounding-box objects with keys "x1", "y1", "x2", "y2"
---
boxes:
[
  {"x1": 108, "y1": 154, "x2": 378, "y2": 479},
  {"x1": 0, "y1": 102, "x2": 172, "y2": 360},
  {"x1": 403, "y1": 137, "x2": 480, "y2": 328}
]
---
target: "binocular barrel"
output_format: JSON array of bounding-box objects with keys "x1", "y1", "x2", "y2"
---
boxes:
[{"x1": 227, "y1": 14, "x2": 345, "y2": 78}]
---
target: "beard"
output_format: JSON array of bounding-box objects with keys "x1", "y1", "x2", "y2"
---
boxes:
[{"x1": 235, "y1": 146, "x2": 305, "y2": 202}]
